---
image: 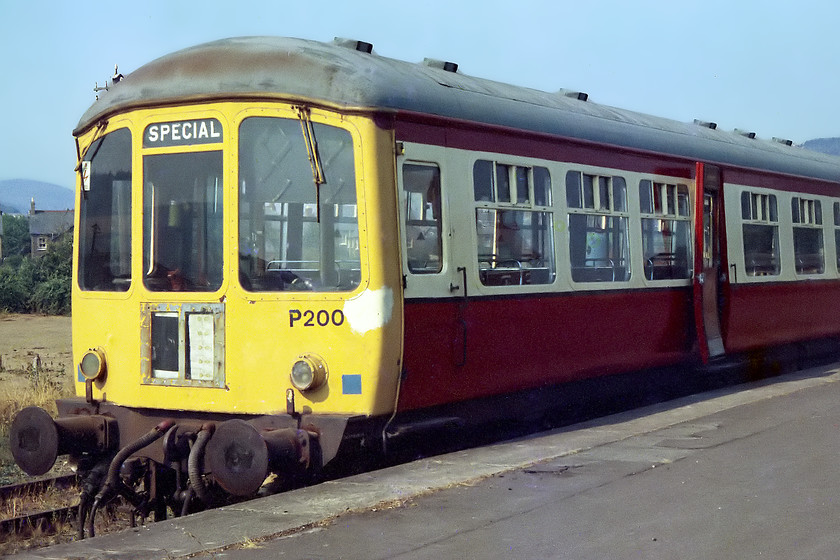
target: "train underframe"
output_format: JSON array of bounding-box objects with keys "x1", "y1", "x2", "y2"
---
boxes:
[
  {"x1": 10, "y1": 398, "x2": 374, "y2": 538},
  {"x1": 10, "y1": 334, "x2": 840, "y2": 538}
]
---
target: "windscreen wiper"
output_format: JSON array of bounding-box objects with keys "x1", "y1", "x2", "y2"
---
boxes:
[{"x1": 296, "y1": 106, "x2": 325, "y2": 222}]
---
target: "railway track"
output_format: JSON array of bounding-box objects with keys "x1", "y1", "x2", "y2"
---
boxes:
[
  {"x1": 0, "y1": 474, "x2": 79, "y2": 538},
  {"x1": 0, "y1": 422, "x2": 509, "y2": 547}
]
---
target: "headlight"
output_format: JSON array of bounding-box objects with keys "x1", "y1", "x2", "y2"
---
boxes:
[
  {"x1": 290, "y1": 354, "x2": 328, "y2": 392},
  {"x1": 79, "y1": 348, "x2": 107, "y2": 381}
]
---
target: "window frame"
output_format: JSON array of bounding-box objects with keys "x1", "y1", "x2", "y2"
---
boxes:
[
  {"x1": 834, "y1": 201, "x2": 840, "y2": 272},
  {"x1": 739, "y1": 190, "x2": 781, "y2": 278},
  {"x1": 77, "y1": 126, "x2": 133, "y2": 293},
  {"x1": 236, "y1": 115, "x2": 362, "y2": 293},
  {"x1": 791, "y1": 196, "x2": 825, "y2": 276},
  {"x1": 639, "y1": 179, "x2": 692, "y2": 281},
  {"x1": 402, "y1": 162, "x2": 444, "y2": 275},
  {"x1": 142, "y1": 149, "x2": 225, "y2": 292},
  {"x1": 566, "y1": 170, "x2": 631, "y2": 283},
  {"x1": 473, "y1": 160, "x2": 555, "y2": 287}
]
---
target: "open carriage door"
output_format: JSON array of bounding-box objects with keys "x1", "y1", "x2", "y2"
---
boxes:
[{"x1": 694, "y1": 163, "x2": 725, "y2": 363}]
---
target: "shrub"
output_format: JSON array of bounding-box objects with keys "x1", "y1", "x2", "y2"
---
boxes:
[
  {"x1": 31, "y1": 276, "x2": 71, "y2": 315},
  {"x1": 0, "y1": 215, "x2": 31, "y2": 258},
  {"x1": 0, "y1": 236, "x2": 72, "y2": 315},
  {"x1": 0, "y1": 266, "x2": 28, "y2": 313}
]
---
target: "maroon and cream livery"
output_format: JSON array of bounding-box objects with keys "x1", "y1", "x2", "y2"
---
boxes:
[{"x1": 10, "y1": 37, "x2": 840, "y2": 530}]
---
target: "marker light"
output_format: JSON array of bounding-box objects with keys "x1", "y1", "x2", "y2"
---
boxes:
[
  {"x1": 79, "y1": 348, "x2": 107, "y2": 381},
  {"x1": 290, "y1": 354, "x2": 328, "y2": 392}
]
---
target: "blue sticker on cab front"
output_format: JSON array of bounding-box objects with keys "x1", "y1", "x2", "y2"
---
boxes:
[{"x1": 342, "y1": 374, "x2": 362, "y2": 395}]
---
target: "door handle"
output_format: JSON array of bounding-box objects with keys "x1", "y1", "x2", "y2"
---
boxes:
[{"x1": 450, "y1": 266, "x2": 468, "y2": 298}]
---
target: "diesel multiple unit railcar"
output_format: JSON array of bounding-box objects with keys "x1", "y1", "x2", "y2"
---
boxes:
[{"x1": 10, "y1": 36, "x2": 840, "y2": 530}]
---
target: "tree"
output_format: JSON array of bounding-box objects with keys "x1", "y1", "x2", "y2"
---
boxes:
[
  {"x1": 29, "y1": 236, "x2": 72, "y2": 314},
  {"x1": 1, "y1": 214, "x2": 31, "y2": 258},
  {"x1": 0, "y1": 232, "x2": 72, "y2": 315},
  {"x1": 0, "y1": 265, "x2": 28, "y2": 312}
]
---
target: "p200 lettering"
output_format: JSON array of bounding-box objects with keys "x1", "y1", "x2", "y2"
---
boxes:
[{"x1": 289, "y1": 309, "x2": 345, "y2": 328}]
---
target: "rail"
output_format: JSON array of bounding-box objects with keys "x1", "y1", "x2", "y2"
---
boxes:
[{"x1": 0, "y1": 474, "x2": 79, "y2": 538}]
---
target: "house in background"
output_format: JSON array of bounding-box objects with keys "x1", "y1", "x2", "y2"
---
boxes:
[{"x1": 29, "y1": 199, "x2": 73, "y2": 256}]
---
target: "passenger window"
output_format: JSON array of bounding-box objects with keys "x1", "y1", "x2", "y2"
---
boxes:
[
  {"x1": 474, "y1": 160, "x2": 555, "y2": 286},
  {"x1": 565, "y1": 170, "x2": 581, "y2": 208},
  {"x1": 639, "y1": 180, "x2": 691, "y2": 280},
  {"x1": 403, "y1": 163, "x2": 443, "y2": 274},
  {"x1": 496, "y1": 164, "x2": 512, "y2": 203},
  {"x1": 582, "y1": 175, "x2": 595, "y2": 208},
  {"x1": 473, "y1": 160, "x2": 494, "y2": 202},
  {"x1": 515, "y1": 167, "x2": 529, "y2": 203},
  {"x1": 791, "y1": 196, "x2": 824, "y2": 275},
  {"x1": 534, "y1": 167, "x2": 552, "y2": 206},
  {"x1": 740, "y1": 191, "x2": 780, "y2": 276},
  {"x1": 566, "y1": 171, "x2": 630, "y2": 282}
]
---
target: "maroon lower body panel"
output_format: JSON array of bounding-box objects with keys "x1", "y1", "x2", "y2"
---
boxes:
[
  {"x1": 398, "y1": 288, "x2": 694, "y2": 411},
  {"x1": 724, "y1": 280, "x2": 840, "y2": 353}
]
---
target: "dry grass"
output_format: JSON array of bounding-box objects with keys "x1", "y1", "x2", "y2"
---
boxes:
[
  {"x1": 0, "y1": 368, "x2": 80, "y2": 555},
  {"x1": 0, "y1": 314, "x2": 74, "y2": 488},
  {"x1": 0, "y1": 370, "x2": 78, "y2": 555},
  {"x1": 2, "y1": 483, "x2": 79, "y2": 521},
  {"x1": 0, "y1": 372, "x2": 71, "y2": 435},
  {"x1": 0, "y1": 369, "x2": 74, "y2": 486},
  {"x1": 0, "y1": 523, "x2": 78, "y2": 556},
  {"x1": 0, "y1": 315, "x2": 120, "y2": 554}
]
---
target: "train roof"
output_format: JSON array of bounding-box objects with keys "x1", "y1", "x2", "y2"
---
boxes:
[{"x1": 76, "y1": 36, "x2": 840, "y2": 185}]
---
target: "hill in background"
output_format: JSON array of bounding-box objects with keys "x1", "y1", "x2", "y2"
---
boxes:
[
  {"x1": 0, "y1": 179, "x2": 74, "y2": 214},
  {"x1": 801, "y1": 137, "x2": 840, "y2": 156}
]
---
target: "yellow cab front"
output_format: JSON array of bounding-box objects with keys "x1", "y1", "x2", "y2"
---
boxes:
[{"x1": 72, "y1": 102, "x2": 403, "y2": 421}]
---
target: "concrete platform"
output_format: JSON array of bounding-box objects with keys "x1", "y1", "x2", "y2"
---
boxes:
[{"x1": 16, "y1": 362, "x2": 840, "y2": 559}]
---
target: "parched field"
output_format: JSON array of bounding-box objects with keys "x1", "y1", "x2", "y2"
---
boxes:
[
  {"x1": 0, "y1": 314, "x2": 72, "y2": 378},
  {"x1": 0, "y1": 314, "x2": 73, "y2": 485}
]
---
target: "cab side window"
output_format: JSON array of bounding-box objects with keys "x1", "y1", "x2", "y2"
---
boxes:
[{"x1": 78, "y1": 128, "x2": 132, "y2": 292}]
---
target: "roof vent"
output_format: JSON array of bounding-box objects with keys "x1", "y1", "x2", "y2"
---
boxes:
[
  {"x1": 693, "y1": 119, "x2": 717, "y2": 130},
  {"x1": 772, "y1": 137, "x2": 793, "y2": 146},
  {"x1": 558, "y1": 89, "x2": 589, "y2": 102},
  {"x1": 333, "y1": 37, "x2": 373, "y2": 54},
  {"x1": 423, "y1": 58, "x2": 459, "y2": 73},
  {"x1": 735, "y1": 129, "x2": 756, "y2": 139}
]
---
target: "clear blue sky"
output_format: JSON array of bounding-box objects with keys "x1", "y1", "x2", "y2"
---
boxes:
[{"x1": 3, "y1": 0, "x2": 840, "y2": 187}]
